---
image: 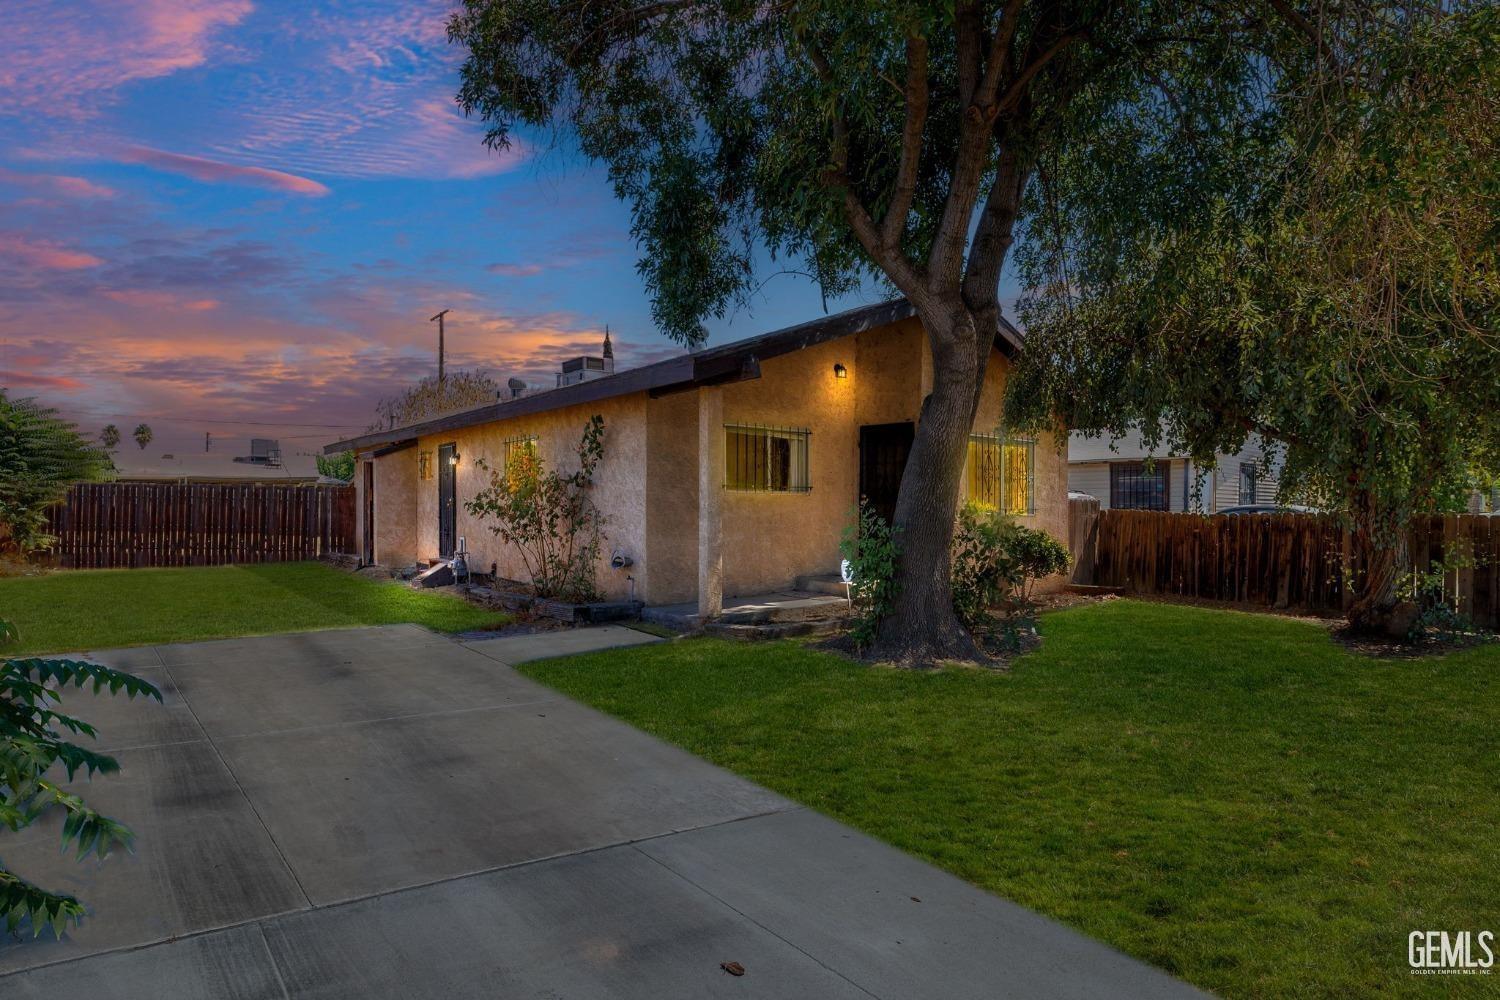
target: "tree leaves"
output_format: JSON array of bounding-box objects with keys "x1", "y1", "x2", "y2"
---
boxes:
[{"x1": 1, "y1": 621, "x2": 159, "y2": 936}]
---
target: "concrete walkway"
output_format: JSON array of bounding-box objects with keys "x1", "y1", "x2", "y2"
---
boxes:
[{"x1": 1, "y1": 625, "x2": 1205, "y2": 999}]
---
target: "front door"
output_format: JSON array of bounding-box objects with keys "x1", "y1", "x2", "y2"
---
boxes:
[
  {"x1": 437, "y1": 442, "x2": 457, "y2": 559},
  {"x1": 362, "y1": 461, "x2": 375, "y2": 565},
  {"x1": 858, "y1": 422, "x2": 914, "y2": 524}
]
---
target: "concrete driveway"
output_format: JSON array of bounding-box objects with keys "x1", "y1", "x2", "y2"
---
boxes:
[{"x1": 0, "y1": 625, "x2": 1205, "y2": 999}]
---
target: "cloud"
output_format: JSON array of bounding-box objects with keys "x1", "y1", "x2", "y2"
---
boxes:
[
  {"x1": 0, "y1": 167, "x2": 115, "y2": 199},
  {"x1": 103, "y1": 288, "x2": 220, "y2": 311},
  {"x1": 0, "y1": 0, "x2": 253, "y2": 118},
  {"x1": 119, "y1": 146, "x2": 331, "y2": 196},
  {"x1": 0, "y1": 370, "x2": 87, "y2": 391},
  {"x1": 0, "y1": 233, "x2": 103, "y2": 270},
  {"x1": 486, "y1": 263, "x2": 546, "y2": 277}
]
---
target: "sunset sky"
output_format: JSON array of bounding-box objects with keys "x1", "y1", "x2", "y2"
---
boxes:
[{"x1": 0, "y1": 0, "x2": 885, "y2": 463}]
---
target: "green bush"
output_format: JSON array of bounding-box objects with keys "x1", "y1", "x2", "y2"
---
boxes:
[
  {"x1": 951, "y1": 504, "x2": 1070, "y2": 630},
  {"x1": 1, "y1": 620, "x2": 161, "y2": 936},
  {"x1": 838, "y1": 500, "x2": 900, "y2": 651}
]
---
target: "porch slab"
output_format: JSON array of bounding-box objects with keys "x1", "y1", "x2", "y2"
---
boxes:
[
  {"x1": 460, "y1": 623, "x2": 662, "y2": 665},
  {"x1": 643, "y1": 590, "x2": 851, "y2": 630}
]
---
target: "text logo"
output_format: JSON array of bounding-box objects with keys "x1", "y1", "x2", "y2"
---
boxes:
[{"x1": 1409, "y1": 931, "x2": 1494, "y2": 975}]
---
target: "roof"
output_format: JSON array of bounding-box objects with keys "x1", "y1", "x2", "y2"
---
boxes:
[
  {"x1": 111, "y1": 449, "x2": 322, "y2": 483},
  {"x1": 326, "y1": 298, "x2": 1023, "y2": 455}
]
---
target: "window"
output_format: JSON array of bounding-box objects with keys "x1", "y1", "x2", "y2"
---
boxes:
[
  {"x1": 1110, "y1": 461, "x2": 1170, "y2": 510},
  {"x1": 503, "y1": 434, "x2": 538, "y2": 471},
  {"x1": 1238, "y1": 462, "x2": 1258, "y2": 505},
  {"x1": 966, "y1": 434, "x2": 1036, "y2": 515},
  {"x1": 418, "y1": 450, "x2": 433, "y2": 481},
  {"x1": 724, "y1": 425, "x2": 810, "y2": 492}
]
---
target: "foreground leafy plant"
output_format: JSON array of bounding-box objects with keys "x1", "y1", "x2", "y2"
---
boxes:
[
  {"x1": 466, "y1": 415, "x2": 607, "y2": 603},
  {"x1": 951, "y1": 504, "x2": 1069, "y2": 648},
  {"x1": 839, "y1": 501, "x2": 901, "y2": 653},
  {"x1": 1, "y1": 620, "x2": 160, "y2": 937}
]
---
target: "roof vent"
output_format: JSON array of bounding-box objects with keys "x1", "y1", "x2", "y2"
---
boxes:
[{"x1": 507, "y1": 377, "x2": 527, "y2": 399}]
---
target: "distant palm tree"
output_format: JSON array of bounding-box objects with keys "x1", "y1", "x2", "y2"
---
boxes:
[
  {"x1": 99, "y1": 424, "x2": 120, "y2": 450},
  {"x1": 132, "y1": 423, "x2": 152, "y2": 450}
]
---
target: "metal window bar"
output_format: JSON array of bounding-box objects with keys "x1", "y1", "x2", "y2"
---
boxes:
[
  {"x1": 967, "y1": 434, "x2": 1036, "y2": 515},
  {"x1": 723, "y1": 424, "x2": 812, "y2": 492},
  {"x1": 1238, "y1": 462, "x2": 1257, "y2": 505},
  {"x1": 1110, "y1": 461, "x2": 1170, "y2": 510},
  {"x1": 502, "y1": 434, "x2": 538, "y2": 470}
]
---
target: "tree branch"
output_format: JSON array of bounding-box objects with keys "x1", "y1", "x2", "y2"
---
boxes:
[{"x1": 880, "y1": 34, "x2": 929, "y2": 248}]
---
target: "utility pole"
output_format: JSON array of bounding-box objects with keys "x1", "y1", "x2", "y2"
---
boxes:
[
  {"x1": 429, "y1": 309, "x2": 450, "y2": 393},
  {"x1": 205, "y1": 431, "x2": 211, "y2": 453}
]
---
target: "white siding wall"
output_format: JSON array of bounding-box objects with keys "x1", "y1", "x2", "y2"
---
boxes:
[{"x1": 1069, "y1": 433, "x2": 1284, "y2": 512}]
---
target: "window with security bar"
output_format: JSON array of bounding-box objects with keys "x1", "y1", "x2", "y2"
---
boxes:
[
  {"x1": 1110, "y1": 461, "x2": 1170, "y2": 510},
  {"x1": 965, "y1": 434, "x2": 1036, "y2": 515},
  {"x1": 1238, "y1": 462, "x2": 1258, "y2": 505},
  {"x1": 724, "y1": 424, "x2": 811, "y2": 492},
  {"x1": 502, "y1": 434, "x2": 538, "y2": 471}
]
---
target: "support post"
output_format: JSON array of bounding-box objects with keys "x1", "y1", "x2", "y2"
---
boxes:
[{"x1": 698, "y1": 386, "x2": 724, "y2": 619}]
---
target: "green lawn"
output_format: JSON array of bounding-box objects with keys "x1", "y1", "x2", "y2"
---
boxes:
[
  {"x1": 0, "y1": 562, "x2": 508, "y2": 654},
  {"x1": 522, "y1": 601, "x2": 1500, "y2": 999}
]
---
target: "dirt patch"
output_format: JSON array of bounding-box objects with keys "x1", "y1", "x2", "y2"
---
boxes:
[{"x1": 1329, "y1": 627, "x2": 1494, "y2": 660}]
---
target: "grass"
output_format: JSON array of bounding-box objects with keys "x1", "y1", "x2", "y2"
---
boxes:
[
  {"x1": 521, "y1": 601, "x2": 1500, "y2": 999},
  {"x1": 0, "y1": 562, "x2": 509, "y2": 654}
]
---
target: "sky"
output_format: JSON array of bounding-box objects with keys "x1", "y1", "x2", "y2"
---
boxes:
[{"x1": 0, "y1": 0, "x2": 885, "y2": 464}]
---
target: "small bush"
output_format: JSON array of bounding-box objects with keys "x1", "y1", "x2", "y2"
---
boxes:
[
  {"x1": 466, "y1": 415, "x2": 607, "y2": 603},
  {"x1": 838, "y1": 500, "x2": 900, "y2": 651},
  {"x1": 951, "y1": 504, "x2": 1070, "y2": 631}
]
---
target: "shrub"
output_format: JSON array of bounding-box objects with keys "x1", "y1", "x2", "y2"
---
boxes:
[
  {"x1": 466, "y1": 415, "x2": 607, "y2": 603},
  {"x1": 838, "y1": 500, "x2": 901, "y2": 651},
  {"x1": 951, "y1": 504, "x2": 1070, "y2": 630},
  {"x1": 0, "y1": 393, "x2": 111, "y2": 558},
  {"x1": 1, "y1": 620, "x2": 161, "y2": 936}
]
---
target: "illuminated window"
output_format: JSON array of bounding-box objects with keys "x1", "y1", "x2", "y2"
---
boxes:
[
  {"x1": 966, "y1": 434, "x2": 1036, "y2": 515},
  {"x1": 418, "y1": 451, "x2": 433, "y2": 481},
  {"x1": 503, "y1": 434, "x2": 538, "y2": 471},
  {"x1": 724, "y1": 425, "x2": 811, "y2": 492}
]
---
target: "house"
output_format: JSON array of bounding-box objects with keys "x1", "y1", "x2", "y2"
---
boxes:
[
  {"x1": 111, "y1": 440, "x2": 322, "y2": 483},
  {"x1": 324, "y1": 300, "x2": 1070, "y2": 615},
  {"x1": 1068, "y1": 429, "x2": 1282, "y2": 512}
]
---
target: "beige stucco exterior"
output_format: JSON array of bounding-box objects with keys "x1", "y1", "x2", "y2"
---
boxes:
[{"x1": 351, "y1": 315, "x2": 1068, "y2": 606}]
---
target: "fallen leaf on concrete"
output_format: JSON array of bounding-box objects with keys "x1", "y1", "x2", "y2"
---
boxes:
[{"x1": 720, "y1": 961, "x2": 746, "y2": 977}]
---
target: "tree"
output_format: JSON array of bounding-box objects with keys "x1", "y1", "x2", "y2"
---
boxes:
[
  {"x1": 0, "y1": 393, "x2": 112, "y2": 557},
  {"x1": 1006, "y1": 3, "x2": 1499, "y2": 633},
  {"x1": 99, "y1": 424, "x2": 120, "y2": 451},
  {"x1": 131, "y1": 423, "x2": 152, "y2": 450},
  {"x1": 1, "y1": 620, "x2": 161, "y2": 936},
  {"x1": 449, "y1": 0, "x2": 1309, "y2": 661},
  {"x1": 316, "y1": 450, "x2": 356, "y2": 482},
  {"x1": 372, "y1": 369, "x2": 501, "y2": 431}
]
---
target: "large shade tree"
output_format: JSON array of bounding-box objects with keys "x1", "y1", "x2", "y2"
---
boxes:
[
  {"x1": 450, "y1": 0, "x2": 1325, "y2": 660},
  {"x1": 1007, "y1": 3, "x2": 1499, "y2": 633}
]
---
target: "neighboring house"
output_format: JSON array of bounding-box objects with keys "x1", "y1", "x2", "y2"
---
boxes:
[
  {"x1": 1068, "y1": 429, "x2": 1282, "y2": 512},
  {"x1": 325, "y1": 300, "x2": 1070, "y2": 614},
  {"x1": 111, "y1": 440, "x2": 321, "y2": 483}
]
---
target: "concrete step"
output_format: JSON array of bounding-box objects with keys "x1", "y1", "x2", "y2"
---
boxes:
[
  {"x1": 795, "y1": 573, "x2": 849, "y2": 597},
  {"x1": 643, "y1": 590, "x2": 851, "y2": 631}
]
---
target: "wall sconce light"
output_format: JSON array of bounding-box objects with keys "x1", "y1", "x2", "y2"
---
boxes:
[
  {"x1": 449, "y1": 452, "x2": 461, "y2": 466},
  {"x1": 833, "y1": 363, "x2": 848, "y2": 379}
]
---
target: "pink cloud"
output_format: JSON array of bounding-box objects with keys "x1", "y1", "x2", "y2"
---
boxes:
[
  {"x1": 0, "y1": 0, "x2": 252, "y2": 118},
  {"x1": 0, "y1": 233, "x2": 103, "y2": 270},
  {"x1": 119, "y1": 146, "x2": 331, "y2": 196},
  {"x1": 103, "y1": 289, "x2": 221, "y2": 311},
  {"x1": 0, "y1": 370, "x2": 87, "y2": 391},
  {"x1": 0, "y1": 167, "x2": 115, "y2": 199}
]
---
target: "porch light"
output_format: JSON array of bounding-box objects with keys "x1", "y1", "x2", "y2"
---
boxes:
[
  {"x1": 833, "y1": 363, "x2": 848, "y2": 379},
  {"x1": 449, "y1": 452, "x2": 461, "y2": 466}
]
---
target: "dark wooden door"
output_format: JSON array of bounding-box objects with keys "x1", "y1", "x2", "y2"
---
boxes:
[
  {"x1": 437, "y1": 442, "x2": 457, "y2": 558},
  {"x1": 362, "y1": 461, "x2": 375, "y2": 565},
  {"x1": 858, "y1": 422, "x2": 914, "y2": 524}
]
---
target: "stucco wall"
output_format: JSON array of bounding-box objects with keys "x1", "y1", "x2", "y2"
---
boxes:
[
  {"x1": 411, "y1": 394, "x2": 648, "y2": 602},
  {"x1": 372, "y1": 450, "x2": 417, "y2": 566},
  {"x1": 643, "y1": 391, "x2": 700, "y2": 605}
]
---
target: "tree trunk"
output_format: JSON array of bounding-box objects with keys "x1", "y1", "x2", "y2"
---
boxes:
[
  {"x1": 871, "y1": 303, "x2": 987, "y2": 664},
  {"x1": 1345, "y1": 488, "x2": 1408, "y2": 635}
]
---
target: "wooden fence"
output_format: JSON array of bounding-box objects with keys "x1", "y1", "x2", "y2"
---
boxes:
[
  {"x1": 45, "y1": 482, "x2": 356, "y2": 569},
  {"x1": 1075, "y1": 505, "x2": 1500, "y2": 627}
]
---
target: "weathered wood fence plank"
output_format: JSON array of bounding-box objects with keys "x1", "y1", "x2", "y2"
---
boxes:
[
  {"x1": 1080, "y1": 506, "x2": 1497, "y2": 627},
  {"x1": 43, "y1": 483, "x2": 355, "y2": 569}
]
